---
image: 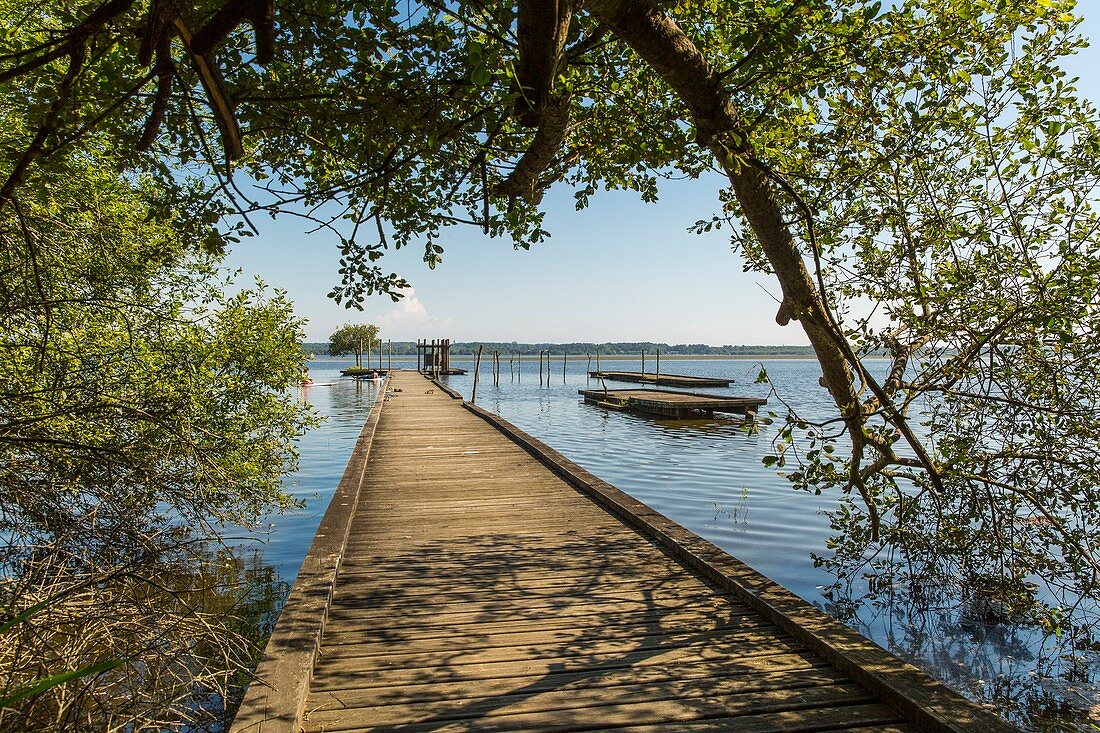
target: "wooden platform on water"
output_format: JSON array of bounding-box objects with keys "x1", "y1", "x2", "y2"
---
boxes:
[
  {"x1": 580, "y1": 387, "x2": 767, "y2": 419},
  {"x1": 590, "y1": 370, "x2": 732, "y2": 388},
  {"x1": 231, "y1": 370, "x2": 1016, "y2": 733}
]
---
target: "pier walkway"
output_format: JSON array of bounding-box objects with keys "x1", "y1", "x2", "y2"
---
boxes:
[{"x1": 231, "y1": 370, "x2": 1015, "y2": 733}]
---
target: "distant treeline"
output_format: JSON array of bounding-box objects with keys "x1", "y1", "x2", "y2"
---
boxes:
[{"x1": 301, "y1": 341, "x2": 816, "y2": 356}]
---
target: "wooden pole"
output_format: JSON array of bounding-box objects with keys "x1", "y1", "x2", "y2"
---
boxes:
[
  {"x1": 388, "y1": 339, "x2": 392, "y2": 372},
  {"x1": 641, "y1": 349, "x2": 645, "y2": 376},
  {"x1": 416, "y1": 339, "x2": 422, "y2": 372},
  {"x1": 563, "y1": 350, "x2": 567, "y2": 383},
  {"x1": 471, "y1": 345, "x2": 484, "y2": 403},
  {"x1": 517, "y1": 351, "x2": 521, "y2": 382},
  {"x1": 656, "y1": 348, "x2": 660, "y2": 384},
  {"x1": 358, "y1": 336, "x2": 363, "y2": 369},
  {"x1": 539, "y1": 350, "x2": 544, "y2": 384},
  {"x1": 596, "y1": 349, "x2": 600, "y2": 372}
]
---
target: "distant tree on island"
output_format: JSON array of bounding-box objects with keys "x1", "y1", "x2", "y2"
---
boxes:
[{"x1": 328, "y1": 324, "x2": 380, "y2": 368}]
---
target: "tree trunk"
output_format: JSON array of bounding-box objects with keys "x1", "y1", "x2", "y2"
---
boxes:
[{"x1": 583, "y1": 0, "x2": 860, "y2": 419}]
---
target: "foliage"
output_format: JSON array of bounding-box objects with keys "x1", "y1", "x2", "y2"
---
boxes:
[
  {"x1": 0, "y1": 129, "x2": 314, "y2": 725},
  {"x1": 0, "y1": 542, "x2": 288, "y2": 733},
  {"x1": 328, "y1": 323, "x2": 380, "y2": 368}
]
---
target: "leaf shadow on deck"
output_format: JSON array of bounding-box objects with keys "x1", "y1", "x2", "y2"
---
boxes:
[{"x1": 305, "y1": 532, "x2": 883, "y2": 732}]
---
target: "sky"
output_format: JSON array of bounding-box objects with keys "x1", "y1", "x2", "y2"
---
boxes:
[{"x1": 223, "y1": 7, "x2": 1100, "y2": 346}]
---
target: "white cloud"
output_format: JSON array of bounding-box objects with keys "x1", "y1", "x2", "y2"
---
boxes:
[{"x1": 376, "y1": 288, "x2": 452, "y2": 339}]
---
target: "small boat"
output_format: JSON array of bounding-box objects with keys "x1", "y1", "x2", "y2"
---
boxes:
[{"x1": 299, "y1": 380, "x2": 315, "y2": 387}]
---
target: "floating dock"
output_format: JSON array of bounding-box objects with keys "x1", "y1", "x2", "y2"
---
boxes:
[
  {"x1": 580, "y1": 387, "x2": 766, "y2": 419},
  {"x1": 339, "y1": 368, "x2": 390, "y2": 377},
  {"x1": 589, "y1": 370, "x2": 732, "y2": 387},
  {"x1": 231, "y1": 370, "x2": 1017, "y2": 733}
]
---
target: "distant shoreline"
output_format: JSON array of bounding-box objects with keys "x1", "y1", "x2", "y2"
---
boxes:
[{"x1": 300, "y1": 341, "x2": 817, "y2": 358}]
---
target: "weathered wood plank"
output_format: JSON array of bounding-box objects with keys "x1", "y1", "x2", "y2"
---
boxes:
[
  {"x1": 307, "y1": 664, "x2": 847, "y2": 721},
  {"x1": 306, "y1": 682, "x2": 873, "y2": 732},
  {"x1": 308, "y1": 654, "x2": 831, "y2": 707},
  {"x1": 587, "y1": 371, "x2": 732, "y2": 388}
]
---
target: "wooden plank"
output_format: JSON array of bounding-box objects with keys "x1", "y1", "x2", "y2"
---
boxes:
[
  {"x1": 307, "y1": 664, "x2": 847, "y2": 721},
  {"x1": 588, "y1": 371, "x2": 732, "y2": 388},
  {"x1": 320, "y1": 612, "x2": 769, "y2": 653},
  {"x1": 317, "y1": 625, "x2": 801, "y2": 669},
  {"x1": 579, "y1": 387, "x2": 766, "y2": 418},
  {"x1": 310, "y1": 640, "x2": 816, "y2": 690},
  {"x1": 590, "y1": 703, "x2": 906, "y2": 732},
  {"x1": 321, "y1": 604, "x2": 757, "y2": 644},
  {"x1": 307, "y1": 654, "x2": 831, "y2": 705},
  {"x1": 305, "y1": 682, "x2": 874, "y2": 732}
]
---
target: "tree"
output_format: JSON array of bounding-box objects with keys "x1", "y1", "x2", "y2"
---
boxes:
[
  {"x1": 0, "y1": 126, "x2": 315, "y2": 727},
  {"x1": 328, "y1": 323, "x2": 380, "y2": 369}
]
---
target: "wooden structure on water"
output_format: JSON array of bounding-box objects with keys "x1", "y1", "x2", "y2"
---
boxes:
[
  {"x1": 580, "y1": 387, "x2": 767, "y2": 419},
  {"x1": 418, "y1": 338, "x2": 467, "y2": 375},
  {"x1": 589, "y1": 370, "x2": 732, "y2": 388},
  {"x1": 231, "y1": 370, "x2": 1017, "y2": 733}
]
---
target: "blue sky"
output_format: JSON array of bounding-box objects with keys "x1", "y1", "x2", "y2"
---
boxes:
[{"x1": 225, "y1": 8, "x2": 1100, "y2": 345}]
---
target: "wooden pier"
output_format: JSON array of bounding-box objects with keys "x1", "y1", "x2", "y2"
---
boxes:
[
  {"x1": 580, "y1": 387, "x2": 767, "y2": 419},
  {"x1": 589, "y1": 370, "x2": 732, "y2": 388},
  {"x1": 231, "y1": 370, "x2": 1016, "y2": 733}
]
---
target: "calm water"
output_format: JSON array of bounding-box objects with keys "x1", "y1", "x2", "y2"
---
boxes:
[{"x1": 253, "y1": 354, "x2": 1098, "y2": 731}]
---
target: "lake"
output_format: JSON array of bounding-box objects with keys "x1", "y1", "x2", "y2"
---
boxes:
[{"x1": 250, "y1": 354, "x2": 1098, "y2": 731}]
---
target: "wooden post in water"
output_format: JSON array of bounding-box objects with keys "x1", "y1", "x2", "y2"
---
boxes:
[
  {"x1": 563, "y1": 350, "x2": 567, "y2": 383},
  {"x1": 416, "y1": 339, "x2": 422, "y2": 372},
  {"x1": 539, "y1": 350, "x2": 544, "y2": 385},
  {"x1": 388, "y1": 339, "x2": 392, "y2": 373},
  {"x1": 471, "y1": 345, "x2": 484, "y2": 404},
  {"x1": 517, "y1": 351, "x2": 521, "y2": 382},
  {"x1": 596, "y1": 349, "x2": 600, "y2": 372},
  {"x1": 641, "y1": 349, "x2": 645, "y2": 376},
  {"x1": 656, "y1": 348, "x2": 660, "y2": 384}
]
